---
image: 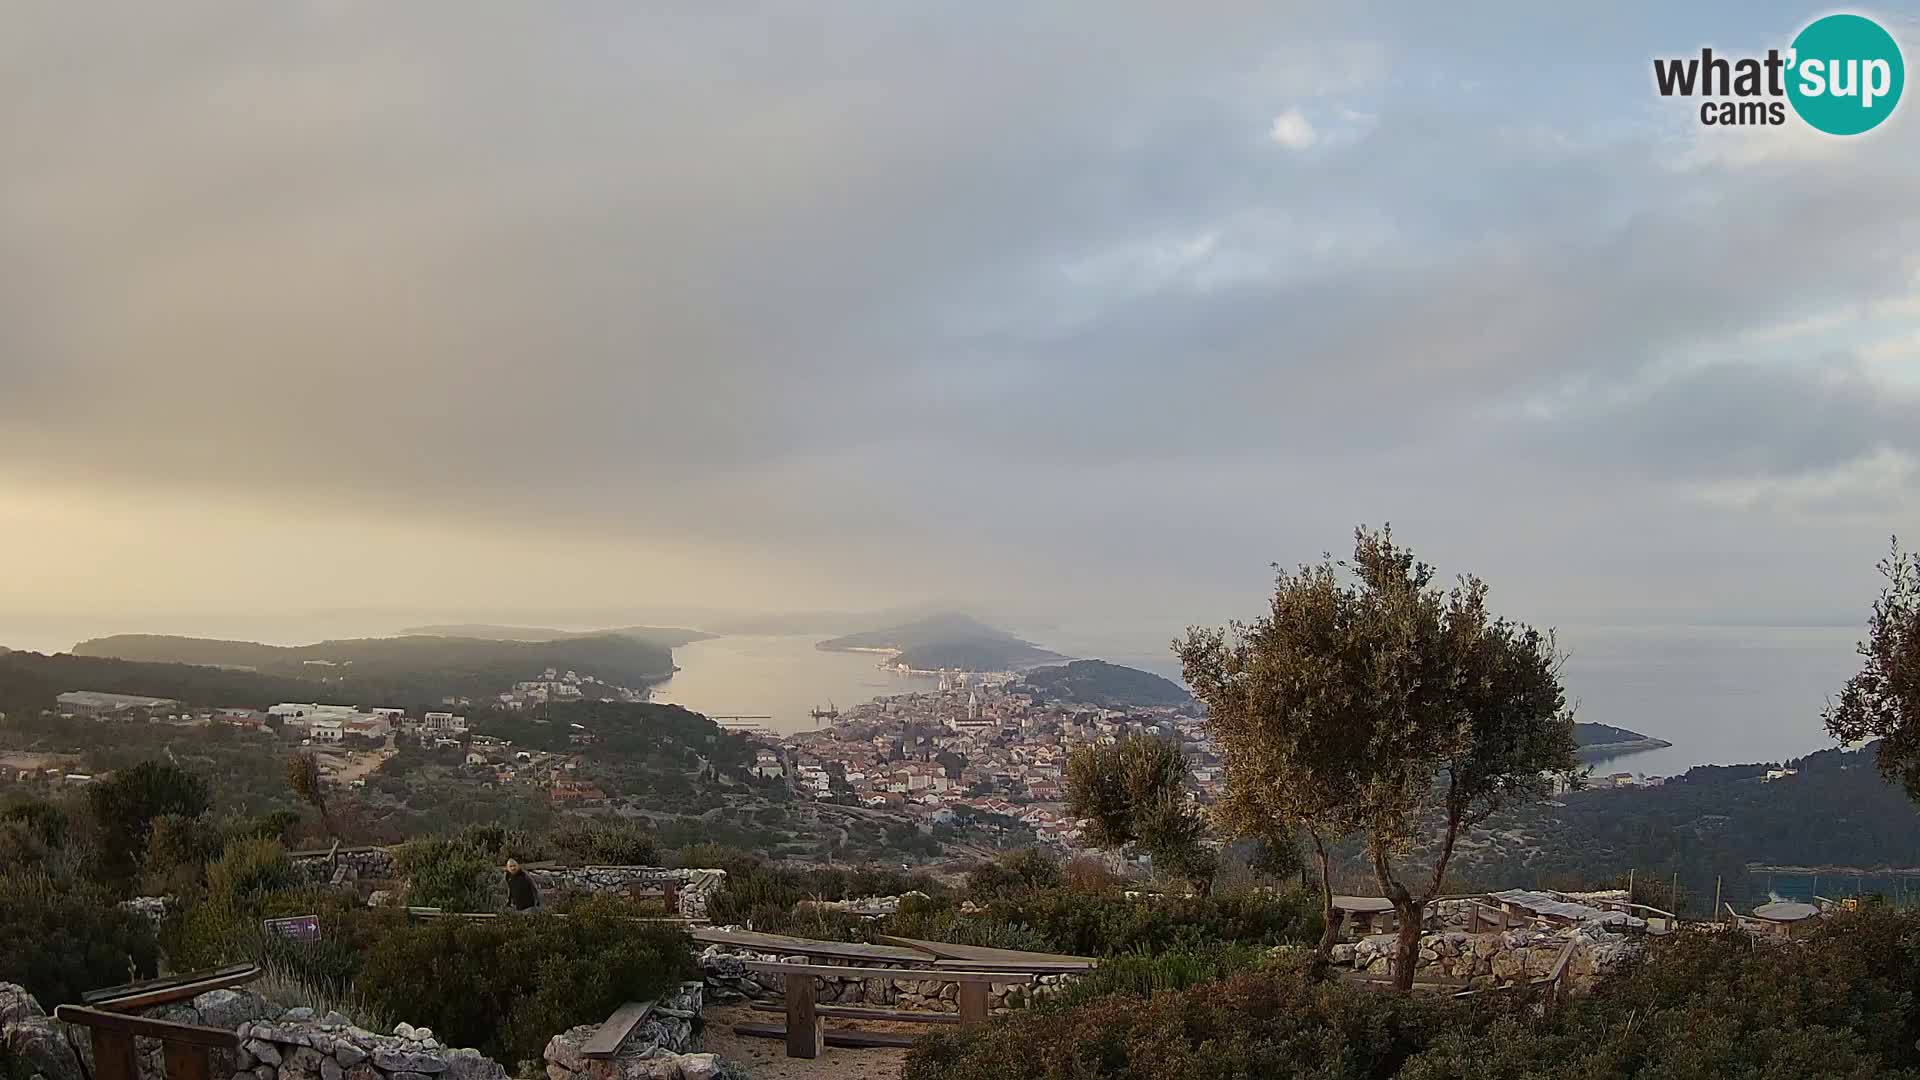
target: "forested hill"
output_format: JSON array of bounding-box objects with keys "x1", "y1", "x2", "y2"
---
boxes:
[
  {"x1": 400, "y1": 623, "x2": 715, "y2": 648},
  {"x1": 1017, "y1": 660, "x2": 1192, "y2": 708},
  {"x1": 1442, "y1": 742, "x2": 1920, "y2": 912},
  {"x1": 817, "y1": 612, "x2": 1067, "y2": 671},
  {"x1": 67, "y1": 633, "x2": 675, "y2": 704},
  {"x1": 0, "y1": 650, "x2": 320, "y2": 716}
]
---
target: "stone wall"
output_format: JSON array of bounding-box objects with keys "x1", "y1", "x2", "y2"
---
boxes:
[
  {"x1": 291, "y1": 847, "x2": 398, "y2": 887},
  {"x1": 0, "y1": 983, "x2": 511, "y2": 1080},
  {"x1": 1333, "y1": 927, "x2": 1639, "y2": 992},
  {"x1": 542, "y1": 984, "x2": 715, "y2": 1080},
  {"x1": 697, "y1": 945, "x2": 1075, "y2": 1014},
  {"x1": 523, "y1": 868, "x2": 727, "y2": 922},
  {"x1": 286, "y1": 850, "x2": 726, "y2": 921}
]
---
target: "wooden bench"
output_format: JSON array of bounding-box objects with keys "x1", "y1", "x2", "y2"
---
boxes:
[
  {"x1": 734, "y1": 962, "x2": 1037, "y2": 1059},
  {"x1": 83, "y1": 964, "x2": 262, "y2": 1011},
  {"x1": 55, "y1": 1006, "x2": 240, "y2": 1080},
  {"x1": 579, "y1": 1000, "x2": 656, "y2": 1059}
]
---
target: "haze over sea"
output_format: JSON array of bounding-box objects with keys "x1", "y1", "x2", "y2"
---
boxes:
[{"x1": 0, "y1": 613, "x2": 1865, "y2": 775}]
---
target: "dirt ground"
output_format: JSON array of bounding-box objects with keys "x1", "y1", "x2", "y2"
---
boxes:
[{"x1": 701, "y1": 1003, "x2": 917, "y2": 1080}]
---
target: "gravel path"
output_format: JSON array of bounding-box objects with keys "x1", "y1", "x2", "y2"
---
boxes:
[{"x1": 702, "y1": 1004, "x2": 917, "y2": 1080}]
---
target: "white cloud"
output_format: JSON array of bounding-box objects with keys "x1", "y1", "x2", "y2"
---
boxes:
[{"x1": 1268, "y1": 107, "x2": 1318, "y2": 149}]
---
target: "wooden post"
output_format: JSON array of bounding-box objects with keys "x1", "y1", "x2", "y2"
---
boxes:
[
  {"x1": 1713, "y1": 877, "x2": 1723, "y2": 927},
  {"x1": 662, "y1": 881, "x2": 680, "y2": 915},
  {"x1": 957, "y1": 981, "x2": 989, "y2": 1029},
  {"x1": 89, "y1": 1029, "x2": 139, "y2": 1080},
  {"x1": 784, "y1": 973, "x2": 822, "y2": 1059},
  {"x1": 163, "y1": 1041, "x2": 213, "y2": 1080}
]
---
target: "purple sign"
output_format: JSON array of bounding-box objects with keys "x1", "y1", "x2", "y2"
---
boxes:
[{"x1": 263, "y1": 915, "x2": 321, "y2": 943}]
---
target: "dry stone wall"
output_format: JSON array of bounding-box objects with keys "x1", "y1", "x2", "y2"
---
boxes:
[
  {"x1": 285, "y1": 850, "x2": 727, "y2": 920},
  {"x1": 698, "y1": 943, "x2": 1074, "y2": 1014},
  {"x1": 541, "y1": 985, "x2": 713, "y2": 1080},
  {"x1": 1333, "y1": 927, "x2": 1639, "y2": 991}
]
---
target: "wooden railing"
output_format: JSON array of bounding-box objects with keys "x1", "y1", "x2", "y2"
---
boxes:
[{"x1": 54, "y1": 1006, "x2": 239, "y2": 1080}]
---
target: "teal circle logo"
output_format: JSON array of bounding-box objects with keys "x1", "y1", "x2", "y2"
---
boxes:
[{"x1": 1787, "y1": 14, "x2": 1904, "y2": 135}]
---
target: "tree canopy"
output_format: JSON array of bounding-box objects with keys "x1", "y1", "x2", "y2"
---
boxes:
[
  {"x1": 1178, "y1": 525, "x2": 1577, "y2": 988},
  {"x1": 1065, "y1": 734, "x2": 1215, "y2": 894},
  {"x1": 1826, "y1": 538, "x2": 1920, "y2": 800}
]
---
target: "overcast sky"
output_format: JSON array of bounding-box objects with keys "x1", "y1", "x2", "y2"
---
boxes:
[{"x1": 2, "y1": 2, "x2": 1916, "y2": 643}]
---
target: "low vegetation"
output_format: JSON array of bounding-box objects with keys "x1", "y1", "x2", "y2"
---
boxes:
[{"x1": 908, "y1": 906, "x2": 1920, "y2": 1080}]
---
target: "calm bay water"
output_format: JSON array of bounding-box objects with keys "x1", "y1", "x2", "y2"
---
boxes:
[{"x1": 652, "y1": 634, "x2": 940, "y2": 733}]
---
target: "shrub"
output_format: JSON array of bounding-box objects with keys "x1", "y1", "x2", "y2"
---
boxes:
[
  {"x1": 87, "y1": 760, "x2": 212, "y2": 886},
  {"x1": 1036, "y1": 944, "x2": 1272, "y2": 1011},
  {"x1": 356, "y1": 898, "x2": 698, "y2": 1065},
  {"x1": 966, "y1": 847, "x2": 1060, "y2": 899},
  {"x1": 908, "y1": 909, "x2": 1920, "y2": 1080},
  {"x1": 395, "y1": 838, "x2": 500, "y2": 911},
  {"x1": 0, "y1": 871, "x2": 160, "y2": 1008},
  {"x1": 981, "y1": 885, "x2": 1319, "y2": 957},
  {"x1": 544, "y1": 820, "x2": 658, "y2": 866}
]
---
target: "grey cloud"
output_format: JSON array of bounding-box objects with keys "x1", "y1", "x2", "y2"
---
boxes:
[{"x1": 0, "y1": 1, "x2": 1916, "y2": 624}]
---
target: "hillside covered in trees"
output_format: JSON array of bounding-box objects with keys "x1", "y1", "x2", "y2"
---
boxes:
[
  {"x1": 68, "y1": 633, "x2": 675, "y2": 704},
  {"x1": 817, "y1": 612, "x2": 1067, "y2": 671},
  {"x1": 1017, "y1": 660, "x2": 1192, "y2": 708}
]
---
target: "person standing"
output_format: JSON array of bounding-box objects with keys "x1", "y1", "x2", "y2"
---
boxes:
[{"x1": 505, "y1": 858, "x2": 541, "y2": 912}]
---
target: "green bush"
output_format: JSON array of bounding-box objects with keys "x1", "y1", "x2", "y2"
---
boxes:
[
  {"x1": 980, "y1": 886, "x2": 1319, "y2": 957},
  {"x1": 965, "y1": 847, "x2": 1060, "y2": 899},
  {"x1": 907, "y1": 908, "x2": 1920, "y2": 1080},
  {"x1": 1035, "y1": 944, "x2": 1272, "y2": 1011},
  {"x1": 355, "y1": 898, "x2": 698, "y2": 1066},
  {"x1": 87, "y1": 760, "x2": 212, "y2": 886},
  {"x1": 0, "y1": 871, "x2": 160, "y2": 1008},
  {"x1": 395, "y1": 838, "x2": 500, "y2": 911}
]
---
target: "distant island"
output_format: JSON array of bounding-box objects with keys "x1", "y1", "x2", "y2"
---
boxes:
[
  {"x1": 1573, "y1": 721, "x2": 1672, "y2": 757},
  {"x1": 1015, "y1": 659, "x2": 1192, "y2": 709},
  {"x1": 69, "y1": 632, "x2": 676, "y2": 704},
  {"x1": 399, "y1": 623, "x2": 716, "y2": 649},
  {"x1": 816, "y1": 612, "x2": 1068, "y2": 672}
]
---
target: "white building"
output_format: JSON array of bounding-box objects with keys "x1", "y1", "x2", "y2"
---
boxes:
[
  {"x1": 269, "y1": 703, "x2": 360, "y2": 724},
  {"x1": 307, "y1": 719, "x2": 346, "y2": 742}
]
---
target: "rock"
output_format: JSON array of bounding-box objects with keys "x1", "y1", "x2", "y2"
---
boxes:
[
  {"x1": 254, "y1": 1067, "x2": 276, "y2": 1080},
  {"x1": 0, "y1": 983, "x2": 45, "y2": 1026},
  {"x1": 345, "y1": 1066, "x2": 381, "y2": 1080},
  {"x1": 392, "y1": 1071, "x2": 434, "y2": 1080},
  {"x1": 443, "y1": 1048, "x2": 506, "y2": 1080},
  {"x1": 5, "y1": 1013, "x2": 89, "y2": 1080},
  {"x1": 372, "y1": 1048, "x2": 449, "y2": 1074},
  {"x1": 282, "y1": 1045, "x2": 325, "y2": 1080},
  {"x1": 545, "y1": 1030, "x2": 591, "y2": 1074},
  {"x1": 394, "y1": 1023, "x2": 417, "y2": 1040},
  {"x1": 333, "y1": 1043, "x2": 368, "y2": 1068},
  {"x1": 283, "y1": 1008, "x2": 317, "y2": 1024},
  {"x1": 244, "y1": 1040, "x2": 283, "y2": 1066},
  {"x1": 322, "y1": 1057, "x2": 344, "y2": 1080},
  {"x1": 676, "y1": 1053, "x2": 724, "y2": 1080},
  {"x1": 196, "y1": 990, "x2": 280, "y2": 1031}
]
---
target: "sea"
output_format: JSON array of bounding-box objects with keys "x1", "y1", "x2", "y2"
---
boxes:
[{"x1": 0, "y1": 613, "x2": 1868, "y2": 774}]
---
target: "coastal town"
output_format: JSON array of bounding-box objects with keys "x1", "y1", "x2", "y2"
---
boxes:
[{"x1": 771, "y1": 672, "x2": 1215, "y2": 850}]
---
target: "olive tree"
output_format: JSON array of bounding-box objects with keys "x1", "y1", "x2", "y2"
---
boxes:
[
  {"x1": 1065, "y1": 735, "x2": 1216, "y2": 895},
  {"x1": 1178, "y1": 526, "x2": 1577, "y2": 989},
  {"x1": 1825, "y1": 539, "x2": 1920, "y2": 798}
]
